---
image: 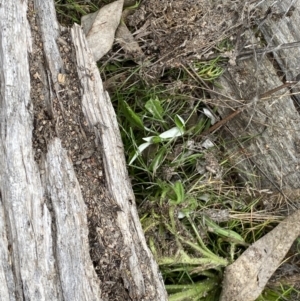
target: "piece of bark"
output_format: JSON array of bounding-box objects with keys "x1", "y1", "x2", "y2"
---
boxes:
[
  {"x1": 43, "y1": 138, "x2": 102, "y2": 300},
  {"x1": 71, "y1": 23, "x2": 167, "y2": 300},
  {"x1": 0, "y1": 1, "x2": 64, "y2": 300}
]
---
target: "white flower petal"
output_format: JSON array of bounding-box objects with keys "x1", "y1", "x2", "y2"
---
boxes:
[
  {"x1": 159, "y1": 127, "x2": 184, "y2": 139},
  {"x1": 129, "y1": 142, "x2": 151, "y2": 165},
  {"x1": 203, "y1": 108, "x2": 216, "y2": 125},
  {"x1": 143, "y1": 136, "x2": 154, "y2": 142}
]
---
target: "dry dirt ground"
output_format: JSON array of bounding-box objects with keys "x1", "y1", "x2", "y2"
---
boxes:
[{"x1": 126, "y1": 0, "x2": 261, "y2": 74}]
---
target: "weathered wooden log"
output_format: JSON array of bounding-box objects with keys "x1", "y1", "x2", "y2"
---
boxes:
[
  {"x1": 0, "y1": 1, "x2": 167, "y2": 300},
  {"x1": 214, "y1": 0, "x2": 300, "y2": 193},
  {"x1": 217, "y1": 1, "x2": 300, "y2": 300}
]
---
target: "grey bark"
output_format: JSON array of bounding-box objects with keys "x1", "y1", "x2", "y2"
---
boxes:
[
  {"x1": 219, "y1": 1, "x2": 300, "y2": 300},
  {"x1": 0, "y1": 1, "x2": 167, "y2": 300},
  {"x1": 215, "y1": 0, "x2": 300, "y2": 193}
]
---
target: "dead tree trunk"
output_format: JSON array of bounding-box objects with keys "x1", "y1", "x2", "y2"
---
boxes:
[
  {"x1": 216, "y1": 1, "x2": 300, "y2": 299},
  {"x1": 214, "y1": 0, "x2": 300, "y2": 196},
  {"x1": 0, "y1": 1, "x2": 167, "y2": 300}
]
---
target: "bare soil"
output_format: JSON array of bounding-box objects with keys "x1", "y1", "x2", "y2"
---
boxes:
[{"x1": 127, "y1": 0, "x2": 260, "y2": 72}]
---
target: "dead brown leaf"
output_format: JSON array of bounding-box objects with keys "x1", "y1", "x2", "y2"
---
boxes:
[
  {"x1": 220, "y1": 209, "x2": 300, "y2": 301},
  {"x1": 81, "y1": 0, "x2": 124, "y2": 61}
]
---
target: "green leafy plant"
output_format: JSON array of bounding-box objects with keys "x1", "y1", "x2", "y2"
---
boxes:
[
  {"x1": 193, "y1": 57, "x2": 224, "y2": 81},
  {"x1": 129, "y1": 114, "x2": 185, "y2": 165},
  {"x1": 55, "y1": 0, "x2": 98, "y2": 24}
]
